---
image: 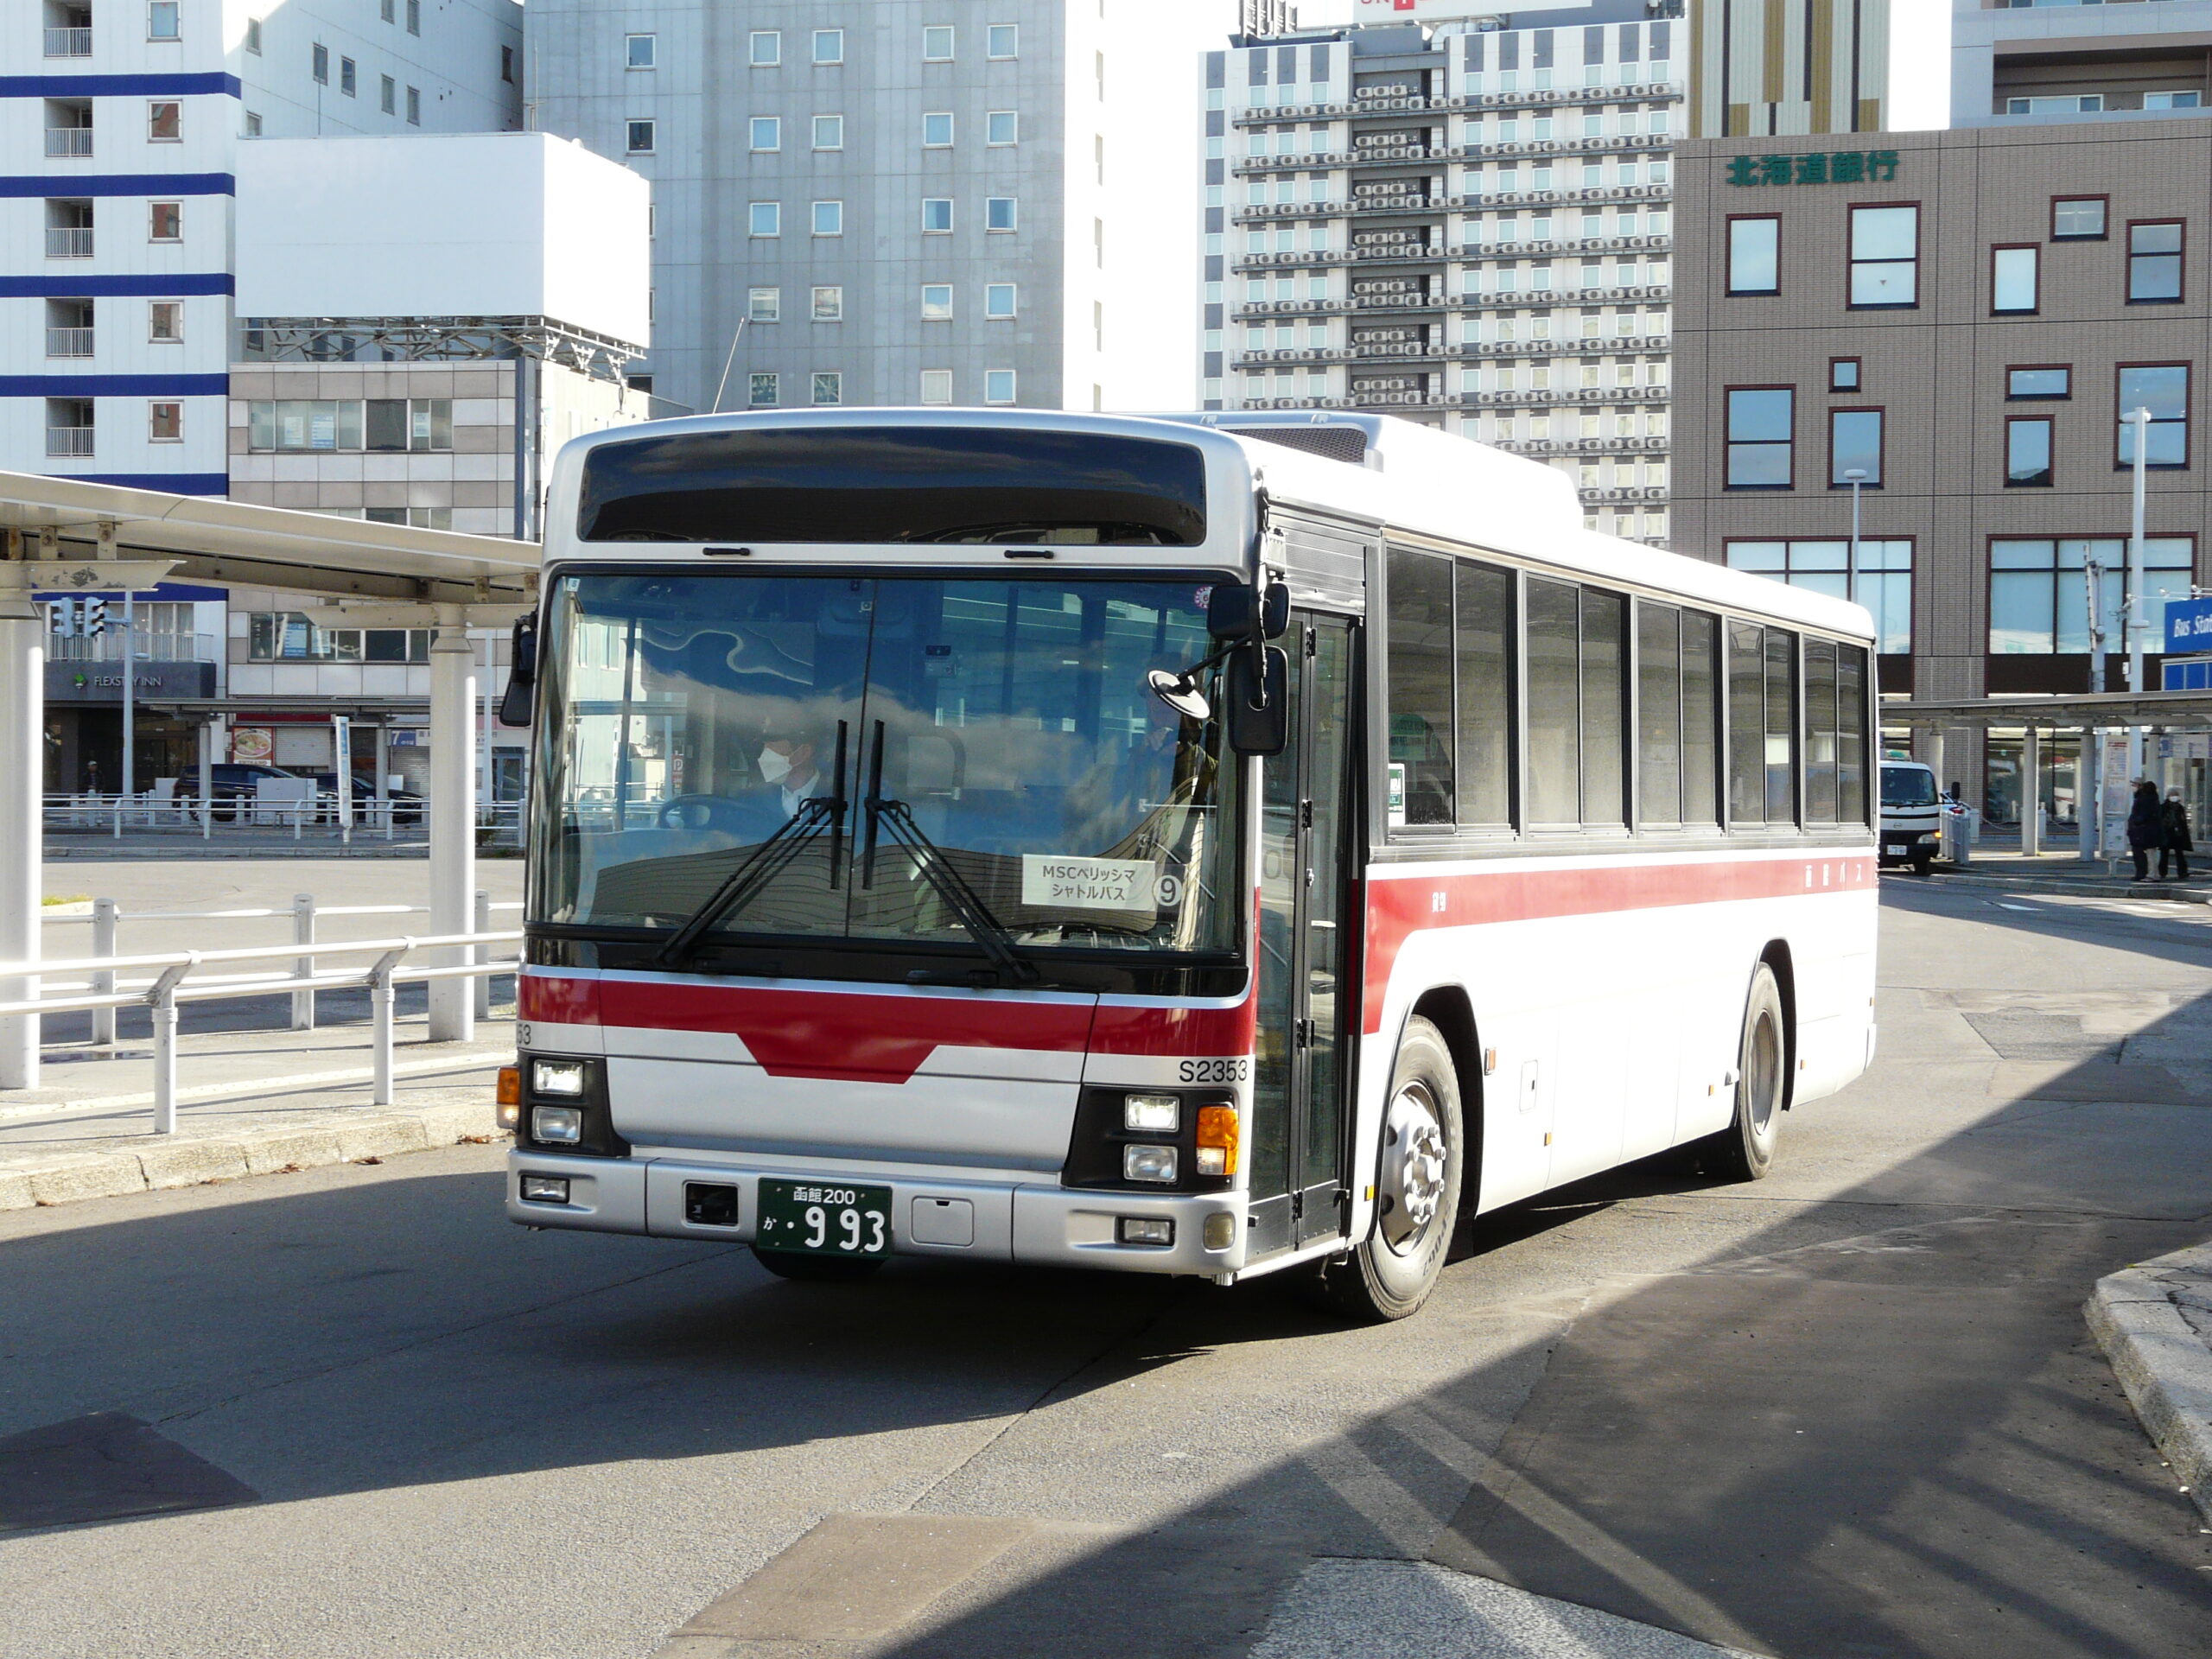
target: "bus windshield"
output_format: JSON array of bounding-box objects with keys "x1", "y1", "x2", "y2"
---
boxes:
[
  {"x1": 1881, "y1": 765, "x2": 1939, "y2": 808},
  {"x1": 530, "y1": 572, "x2": 1240, "y2": 964}
]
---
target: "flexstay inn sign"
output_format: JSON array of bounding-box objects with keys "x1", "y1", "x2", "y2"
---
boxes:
[{"x1": 1727, "y1": 150, "x2": 1900, "y2": 186}]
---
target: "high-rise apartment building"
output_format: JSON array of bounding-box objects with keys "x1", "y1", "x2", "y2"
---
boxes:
[
  {"x1": 6, "y1": 0, "x2": 523, "y2": 496},
  {"x1": 525, "y1": 0, "x2": 1234, "y2": 417},
  {"x1": 1951, "y1": 0, "x2": 2212, "y2": 127},
  {"x1": 1690, "y1": 0, "x2": 1910, "y2": 137}
]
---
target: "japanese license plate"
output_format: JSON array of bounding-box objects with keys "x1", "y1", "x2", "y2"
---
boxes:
[{"x1": 755, "y1": 1179, "x2": 893, "y2": 1257}]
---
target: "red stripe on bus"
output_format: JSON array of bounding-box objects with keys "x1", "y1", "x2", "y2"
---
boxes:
[
  {"x1": 1359, "y1": 854, "x2": 1876, "y2": 1034},
  {"x1": 1090, "y1": 992, "x2": 1257, "y2": 1058}
]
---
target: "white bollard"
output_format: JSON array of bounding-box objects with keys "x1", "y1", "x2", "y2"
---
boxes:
[
  {"x1": 90, "y1": 897, "x2": 117, "y2": 1047},
  {"x1": 290, "y1": 893, "x2": 315, "y2": 1031},
  {"x1": 474, "y1": 888, "x2": 491, "y2": 1020}
]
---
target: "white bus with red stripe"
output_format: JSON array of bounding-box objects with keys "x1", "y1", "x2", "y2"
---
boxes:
[{"x1": 501, "y1": 409, "x2": 1876, "y2": 1320}]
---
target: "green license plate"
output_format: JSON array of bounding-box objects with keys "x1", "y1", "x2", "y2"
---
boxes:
[{"x1": 755, "y1": 1179, "x2": 893, "y2": 1257}]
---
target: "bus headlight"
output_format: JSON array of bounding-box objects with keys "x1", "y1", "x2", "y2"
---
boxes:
[
  {"x1": 532, "y1": 1058, "x2": 588, "y2": 1096},
  {"x1": 1123, "y1": 1144, "x2": 1178, "y2": 1183},
  {"x1": 1122, "y1": 1093, "x2": 1180, "y2": 1132},
  {"x1": 531, "y1": 1106, "x2": 583, "y2": 1145}
]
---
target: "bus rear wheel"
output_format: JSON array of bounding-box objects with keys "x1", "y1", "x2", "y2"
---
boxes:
[
  {"x1": 1297, "y1": 1015, "x2": 1464, "y2": 1324},
  {"x1": 753, "y1": 1249, "x2": 883, "y2": 1283},
  {"x1": 1701, "y1": 963, "x2": 1786, "y2": 1183}
]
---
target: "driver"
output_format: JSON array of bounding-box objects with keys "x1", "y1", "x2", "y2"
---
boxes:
[{"x1": 754, "y1": 726, "x2": 826, "y2": 820}]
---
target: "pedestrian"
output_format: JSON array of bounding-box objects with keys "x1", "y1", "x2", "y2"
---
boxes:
[
  {"x1": 2160, "y1": 789, "x2": 2194, "y2": 880},
  {"x1": 2126, "y1": 779, "x2": 2162, "y2": 881}
]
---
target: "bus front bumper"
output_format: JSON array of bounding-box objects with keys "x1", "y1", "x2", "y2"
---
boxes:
[{"x1": 505, "y1": 1149, "x2": 1250, "y2": 1276}]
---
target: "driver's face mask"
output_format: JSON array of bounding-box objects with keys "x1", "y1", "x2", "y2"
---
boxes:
[{"x1": 757, "y1": 744, "x2": 796, "y2": 785}]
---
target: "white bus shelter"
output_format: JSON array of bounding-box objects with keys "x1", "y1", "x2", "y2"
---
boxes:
[{"x1": 0, "y1": 471, "x2": 539, "y2": 1087}]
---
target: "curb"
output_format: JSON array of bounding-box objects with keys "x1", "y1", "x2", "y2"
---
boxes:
[
  {"x1": 0, "y1": 1098, "x2": 506, "y2": 1212},
  {"x1": 2085, "y1": 1251, "x2": 2212, "y2": 1524},
  {"x1": 1895, "y1": 871, "x2": 2212, "y2": 904}
]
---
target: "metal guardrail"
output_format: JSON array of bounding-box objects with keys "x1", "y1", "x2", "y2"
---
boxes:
[
  {"x1": 41, "y1": 794, "x2": 524, "y2": 844},
  {"x1": 0, "y1": 927, "x2": 524, "y2": 1133}
]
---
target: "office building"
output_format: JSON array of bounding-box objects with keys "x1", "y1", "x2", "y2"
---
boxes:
[
  {"x1": 1668, "y1": 119, "x2": 2212, "y2": 828},
  {"x1": 1690, "y1": 0, "x2": 1916, "y2": 137},
  {"x1": 525, "y1": 0, "x2": 1236, "y2": 416},
  {"x1": 1953, "y1": 0, "x2": 2212, "y2": 127}
]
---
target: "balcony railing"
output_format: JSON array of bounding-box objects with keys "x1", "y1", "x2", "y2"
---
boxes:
[
  {"x1": 1230, "y1": 80, "x2": 1688, "y2": 126},
  {"x1": 47, "y1": 428, "x2": 95, "y2": 458},
  {"x1": 48, "y1": 632, "x2": 221, "y2": 664},
  {"x1": 45, "y1": 128, "x2": 93, "y2": 158},
  {"x1": 45, "y1": 226, "x2": 93, "y2": 257},
  {"x1": 46, "y1": 327, "x2": 93, "y2": 359},
  {"x1": 45, "y1": 26, "x2": 92, "y2": 56}
]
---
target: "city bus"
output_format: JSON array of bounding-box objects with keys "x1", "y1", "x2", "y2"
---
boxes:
[{"x1": 500, "y1": 409, "x2": 1878, "y2": 1320}]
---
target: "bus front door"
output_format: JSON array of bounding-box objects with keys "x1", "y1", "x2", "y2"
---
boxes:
[{"x1": 1249, "y1": 613, "x2": 1356, "y2": 1258}]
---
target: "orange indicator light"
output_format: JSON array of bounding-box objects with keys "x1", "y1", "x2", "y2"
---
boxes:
[{"x1": 1195, "y1": 1103, "x2": 1239, "y2": 1178}]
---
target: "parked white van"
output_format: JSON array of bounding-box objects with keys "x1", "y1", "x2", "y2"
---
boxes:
[{"x1": 1880, "y1": 761, "x2": 1942, "y2": 875}]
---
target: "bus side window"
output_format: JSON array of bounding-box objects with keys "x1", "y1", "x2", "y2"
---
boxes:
[
  {"x1": 1837, "y1": 644, "x2": 1869, "y2": 823},
  {"x1": 1455, "y1": 561, "x2": 1514, "y2": 828},
  {"x1": 1526, "y1": 579, "x2": 1581, "y2": 826},
  {"x1": 1386, "y1": 548, "x2": 1457, "y2": 827},
  {"x1": 1726, "y1": 620, "x2": 1765, "y2": 826},
  {"x1": 1581, "y1": 588, "x2": 1627, "y2": 828},
  {"x1": 1765, "y1": 628, "x2": 1797, "y2": 825},
  {"x1": 1803, "y1": 636, "x2": 1840, "y2": 822},
  {"x1": 1681, "y1": 611, "x2": 1722, "y2": 826},
  {"x1": 1636, "y1": 601, "x2": 1681, "y2": 827}
]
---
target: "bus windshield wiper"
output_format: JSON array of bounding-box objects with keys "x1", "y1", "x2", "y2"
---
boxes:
[
  {"x1": 655, "y1": 723, "x2": 847, "y2": 969},
  {"x1": 859, "y1": 720, "x2": 1039, "y2": 986}
]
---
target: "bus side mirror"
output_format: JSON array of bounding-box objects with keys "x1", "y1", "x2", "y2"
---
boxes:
[
  {"x1": 498, "y1": 613, "x2": 537, "y2": 728},
  {"x1": 1206, "y1": 579, "x2": 1289, "y2": 642},
  {"x1": 1226, "y1": 645, "x2": 1289, "y2": 757}
]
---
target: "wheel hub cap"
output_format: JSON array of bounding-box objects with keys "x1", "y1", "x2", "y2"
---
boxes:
[{"x1": 1378, "y1": 1081, "x2": 1446, "y2": 1255}]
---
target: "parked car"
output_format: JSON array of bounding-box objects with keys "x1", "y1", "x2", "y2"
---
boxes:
[
  {"x1": 311, "y1": 772, "x2": 425, "y2": 824},
  {"x1": 171, "y1": 762, "x2": 303, "y2": 808}
]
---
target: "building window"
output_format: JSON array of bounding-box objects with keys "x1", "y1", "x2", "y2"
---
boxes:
[
  {"x1": 750, "y1": 31, "x2": 781, "y2": 67},
  {"x1": 148, "y1": 401, "x2": 181, "y2": 442},
  {"x1": 813, "y1": 114, "x2": 844, "y2": 149},
  {"x1": 984, "y1": 369, "x2": 1016, "y2": 404},
  {"x1": 1848, "y1": 205, "x2": 1917, "y2": 308},
  {"x1": 921, "y1": 283, "x2": 953, "y2": 320},
  {"x1": 919, "y1": 370, "x2": 953, "y2": 404},
  {"x1": 2128, "y1": 221, "x2": 2183, "y2": 303},
  {"x1": 149, "y1": 201, "x2": 181, "y2": 240},
  {"x1": 924, "y1": 111, "x2": 954, "y2": 147},
  {"x1": 2117, "y1": 364, "x2": 2190, "y2": 467},
  {"x1": 813, "y1": 29, "x2": 843, "y2": 65},
  {"x1": 148, "y1": 2, "x2": 179, "y2": 41},
  {"x1": 1992, "y1": 245, "x2": 2037, "y2": 314},
  {"x1": 312, "y1": 42, "x2": 328, "y2": 82},
  {"x1": 749, "y1": 200, "x2": 780, "y2": 237},
  {"x1": 924, "y1": 25, "x2": 955, "y2": 61},
  {"x1": 987, "y1": 23, "x2": 1018, "y2": 59},
  {"x1": 2008, "y1": 365, "x2": 2069, "y2": 400},
  {"x1": 148, "y1": 101, "x2": 180, "y2": 140},
  {"x1": 750, "y1": 116, "x2": 780, "y2": 150},
  {"x1": 245, "y1": 399, "x2": 453, "y2": 453},
  {"x1": 381, "y1": 76, "x2": 396, "y2": 115},
  {"x1": 2051, "y1": 196, "x2": 2107, "y2": 241},
  {"x1": 984, "y1": 283, "x2": 1016, "y2": 319},
  {"x1": 380, "y1": 0, "x2": 393, "y2": 21},
  {"x1": 502, "y1": 45, "x2": 515, "y2": 83},
  {"x1": 340, "y1": 57, "x2": 357, "y2": 97},
  {"x1": 2006, "y1": 416, "x2": 2054, "y2": 487},
  {"x1": 748, "y1": 372, "x2": 779, "y2": 408},
  {"x1": 987, "y1": 111, "x2": 1018, "y2": 146},
  {"x1": 148, "y1": 301, "x2": 181, "y2": 341},
  {"x1": 811, "y1": 285, "x2": 843, "y2": 321},
  {"x1": 248, "y1": 615, "x2": 431, "y2": 663},
  {"x1": 245, "y1": 18, "x2": 262, "y2": 52},
  {"x1": 1829, "y1": 408, "x2": 1883, "y2": 487},
  {"x1": 2145, "y1": 91, "x2": 2202, "y2": 111},
  {"x1": 405, "y1": 0, "x2": 419, "y2": 35},
  {"x1": 1726, "y1": 387, "x2": 1793, "y2": 488},
  {"x1": 1726, "y1": 215, "x2": 1778, "y2": 296},
  {"x1": 1990, "y1": 537, "x2": 2193, "y2": 656},
  {"x1": 1829, "y1": 358, "x2": 1860, "y2": 392},
  {"x1": 1726, "y1": 541, "x2": 1913, "y2": 657},
  {"x1": 243, "y1": 111, "x2": 261, "y2": 136},
  {"x1": 811, "y1": 200, "x2": 842, "y2": 236},
  {"x1": 812, "y1": 372, "x2": 842, "y2": 405},
  {"x1": 627, "y1": 119, "x2": 656, "y2": 154},
  {"x1": 626, "y1": 34, "x2": 656, "y2": 69},
  {"x1": 406, "y1": 86, "x2": 420, "y2": 124},
  {"x1": 748, "y1": 287, "x2": 780, "y2": 321},
  {"x1": 986, "y1": 196, "x2": 1017, "y2": 232},
  {"x1": 922, "y1": 198, "x2": 953, "y2": 232}
]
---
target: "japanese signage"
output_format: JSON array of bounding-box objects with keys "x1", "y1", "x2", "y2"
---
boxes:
[
  {"x1": 1726, "y1": 150, "x2": 1900, "y2": 187},
  {"x1": 2164, "y1": 594, "x2": 2212, "y2": 654}
]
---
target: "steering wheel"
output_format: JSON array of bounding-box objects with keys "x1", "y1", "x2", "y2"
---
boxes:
[{"x1": 656, "y1": 794, "x2": 743, "y2": 832}]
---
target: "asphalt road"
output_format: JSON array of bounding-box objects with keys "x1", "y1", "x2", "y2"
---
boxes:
[{"x1": 2, "y1": 880, "x2": 2209, "y2": 1659}]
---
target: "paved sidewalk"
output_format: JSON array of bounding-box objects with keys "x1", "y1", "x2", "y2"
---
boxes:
[{"x1": 2088, "y1": 1242, "x2": 2212, "y2": 1525}]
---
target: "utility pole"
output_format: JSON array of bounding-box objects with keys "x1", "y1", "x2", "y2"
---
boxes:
[
  {"x1": 120, "y1": 584, "x2": 134, "y2": 801},
  {"x1": 2085, "y1": 556, "x2": 2106, "y2": 863},
  {"x1": 2127, "y1": 404, "x2": 2151, "y2": 784}
]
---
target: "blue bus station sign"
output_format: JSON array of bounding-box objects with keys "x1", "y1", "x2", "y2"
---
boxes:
[{"x1": 2165, "y1": 594, "x2": 2212, "y2": 654}]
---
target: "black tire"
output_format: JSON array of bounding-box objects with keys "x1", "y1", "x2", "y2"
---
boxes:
[
  {"x1": 1296, "y1": 1015, "x2": 1465, "y2": 1323},
  {"x1": 1911, "y1": 850, "x2": 1935, "y2": 877},
  {"x1": 752, "y1": 1249, "x2": 883, "y2": 1282},
  {"x1": 1701, "y1": 963, "x2": 1787, "y2": 1183}
]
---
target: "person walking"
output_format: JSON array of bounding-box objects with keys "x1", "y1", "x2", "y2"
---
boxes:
[
  {"x1": 2160, "y1": 788, "x2": 2194, "y2": 880},
  {"x1": 2126, "y1": 779, "x2": 2162, "y2": 881}
]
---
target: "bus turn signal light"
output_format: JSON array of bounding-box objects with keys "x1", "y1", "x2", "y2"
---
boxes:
[
  {"x1": 1195, "y1": 1104, "x2": 1239, "y2": 1178},
  {"x1": 496, "y1": 1066, "x2": 521, "y2": 1130}
]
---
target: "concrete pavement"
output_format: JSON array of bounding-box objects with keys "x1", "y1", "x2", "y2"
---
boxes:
[{"x1": 0, "y1": 882, "x2": 2208, "y2": 1658}]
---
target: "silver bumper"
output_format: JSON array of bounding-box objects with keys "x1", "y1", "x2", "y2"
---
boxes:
[{"x1": 505, "y1": 1149, "x2": 1250, "y2": 1275}]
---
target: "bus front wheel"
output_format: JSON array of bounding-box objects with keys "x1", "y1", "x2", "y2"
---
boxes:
[
  {"x1": 753, "y1": 1249, "x2": 882, "y2": 1283},
  {"x1": 1701, "y1": 963, "x2": 1786, "y2": 1183},
  {"x1": 1297, "y1": 1015, "x2": 1464, "y2": 1324}
]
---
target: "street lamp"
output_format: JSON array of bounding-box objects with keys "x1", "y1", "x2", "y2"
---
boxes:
[{"x1": 1844, "y1": 467, "x2": 1867, "y2": 606}]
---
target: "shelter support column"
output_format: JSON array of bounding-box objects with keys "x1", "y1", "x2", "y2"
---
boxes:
[
  {"x1": 2021, "y1": 728, "x2": 2041, "y2": 856},
  {"x1": 2081, "y1": 728, "x2": 2101, "y2": 865},
  {"x1": 0, "y1": 567, "x2": 41, "y2": 1089},
  {"x1": 429, "y1": 602, "x2": 476, "y2": 1042}
]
